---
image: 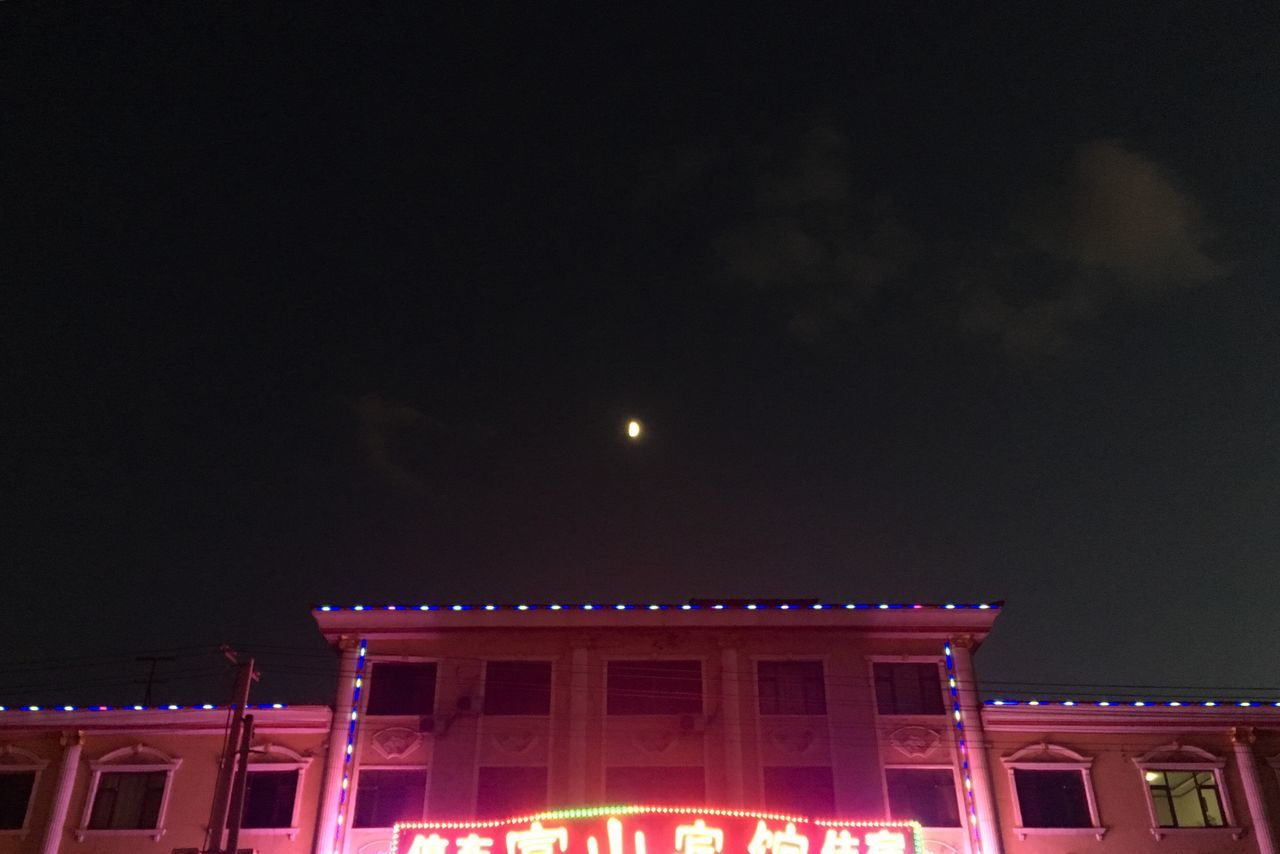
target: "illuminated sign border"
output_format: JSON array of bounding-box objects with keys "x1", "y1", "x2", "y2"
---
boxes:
[{"x1": 392, "y1": 805, "x2": 923, "y2": 854}]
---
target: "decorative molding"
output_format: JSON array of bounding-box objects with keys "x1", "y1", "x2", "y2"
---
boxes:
[
  {"x1": 1133, "y1": 742, "x2": 1223, "y2": 767},
  {"x1": 888, "y1": 726, "x2": 940, "y2": 759},
  {"x1": 358, "y1": 839, "x2": 393, "y2": 854},
  {"x1": 632, "y1": 728, "x2": 677, "y2": 754},
  {"x1": 371, "y1": 727, "x2": 424, "y2": 760},
  {"x1": 491, "y1": 728, "x2": 537, "y2": 755},
  {"x1": 1002, "y1": 742, "x2": 1092, "y2": 767},
  {"x1": 769, "y1": 726, "x2": 816, "y2": 754},
  {"x1": 0, "y1": 745, "x2": 47, "y2": 768}
]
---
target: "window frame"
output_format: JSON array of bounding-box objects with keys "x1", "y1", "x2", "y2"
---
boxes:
[
  {"x1": 868, "y1": 658, "x2": 947, "y2": 717},
  {"x1": 1132, "y1": 743, "x2": 1241, "y2": 841},
  {"x1": 604, "y1": 657, "x2": 706, "y2": 717},
  {"x1": 240, "y1": 743, "x2": 311, "y2": 839},
  {"x1": 0, "y1": 746, "x2": 47, "y2": 838},
  {"x1": 76, "y1": 744, "x2": 181, "y2": 841},
  {"x1": 349, "y1": 764, "x2": 430, "y2": 829},
  {"x1": 760, "y1": 765, "x2": 837, "y2": 817},
  {"x1": 364, "y1": 656, "x2": 441, "y2": 718},
  {"x1": 481, "y1": 659, "x2": 555, "y2": 717},
  {"x1": 882, "y1": 764, "x2": 965, "y2": 830},
  {"x1": 754, "y1": 658, "x2": 829, "y2": 717},
  {"x1": 1001, "y1": 742, "x2": 1105, "y2": 840},
  {"x1": 474, "y1": 765, "x2": 550, "y2": 817}
]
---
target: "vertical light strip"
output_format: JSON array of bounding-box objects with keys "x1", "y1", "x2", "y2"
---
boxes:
[
  {"x1": 944, "y1": 643, "x2": 982, "y2": 854},
  {"x1": 333, "y1": 638, "x2": 368, "y2": 854}
]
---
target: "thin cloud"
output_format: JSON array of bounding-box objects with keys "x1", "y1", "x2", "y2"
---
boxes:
[{"x1": 351, "y1": 395, "x2": 442, "y2": 493}]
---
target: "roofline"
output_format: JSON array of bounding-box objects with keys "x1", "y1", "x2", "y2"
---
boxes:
[
  {"x1": 983, "y1": 702, "x2": 1280, "y2": 733},
  {"x1": 0, "y1": 704, "x2": 332, "y2": 733}
]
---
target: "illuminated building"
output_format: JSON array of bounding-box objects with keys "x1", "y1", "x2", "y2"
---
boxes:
[{"x1": 0, "y1": 600, "x2": 1276, "y2": 854}]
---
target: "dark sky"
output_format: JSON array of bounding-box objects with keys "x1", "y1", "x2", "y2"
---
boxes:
[{"x1": 5, "y1": 3, "x2": 1279, "y2": 707}]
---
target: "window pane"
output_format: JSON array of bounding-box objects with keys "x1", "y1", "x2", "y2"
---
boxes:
[
  {"x1": 758, "y1": 662, "x2": 827, "y2": 715},
  {"x1": 89, "y1": 771, "x2": 167, "y2": 829},
  {"x1": 484, "y1": 661, "x2": 553, "y2": 715},
  {"x1": 1012, "y1": 769, "x2": 1091, "y2": 827},
  {"x1": 1147, "y1": 769, "x2": 1223, "y2": 828},
  {"x1": 476, "y1": 767, "x2": 547, "y2": 817},
  {"x1": 885, "y1": 769, "x2": 960, "y2": 827},
  {"x1": 242, "y1": 770, "x2": 299, "y2": 828},
  {"x1": 605, "y1": 767, "x2": 705, "y2": 802},
  {"x1": 367, "y1": 663, "x2": 437, "y2": 716},
  {"x1": 0, "y1": 771, "x2": 36, "y2": 830},
  {"x1": 873, "y1": 664, "x2": 944, "y2": 715},
  {"x1": 607, "y1": 661, "x2": 702, "y2": 715},
  {"x1": 354, "y1": 769, "x2": 428, "y2": 828},
  {"x1": 763, "y1": 767, "x2": 835, "y2": 816}
]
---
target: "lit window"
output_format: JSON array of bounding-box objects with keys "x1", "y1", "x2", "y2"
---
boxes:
[
  {"x1": 476, "y1": 767, "x2": 547, "y2": 816},
  {"x1": 1001, "y1": 743, "x2": 1102, "y2": 836},
  {"x1": 353, "y1": 769, "x2": 428, "y2": 828},
  {"x1": 763, "y1": 766, "x2": 835, "y2": 815},
  {"x1": 757, "y1": 661, "x2": 827, "y2": 715},
  {"x1": 0, "y1": 771, "x2": 37, "y2": 830},
  {"x1": 1145, "y1": 771, "x2": 1224, "y2": 828},
  {"x1": 484, "y1": 661, "x2": 552, "y2": 715},
  {"x1": 242, "y1": 770, "x2": 299, "y2": 829},
  {"x1": 366, "y1": 662, "x2": 437, "y2": 716},
  {"x1": 89, "y1": 772, "x2": 168, "y2": 829},
  {"x1": 873, "y1": 663, "x2": 945, "y2": 716},
  {"x1": 605, "y1": 767, "x2": 705, "y2": 802},
  {"x1": 607, "y1": 660, "x2": 702, "y2": 715},
  {"x1": 885, "y1": 768, "x2": 961, "y2": 827}
]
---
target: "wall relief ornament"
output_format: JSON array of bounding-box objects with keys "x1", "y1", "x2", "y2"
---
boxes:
[
  {"x1": 371, "y1": 727, "x2": 423, "y2": 759},
  {"x1": 769, "y1": 726, "x2": 816, "y2": 754},
  {"x1": 491, "y1": 728, "x2": 537, "y2": 754},
  {"x1": 888, "y1": 726, "x2": 941, "y2": 758},
  {"x1": 632, "y1": 728, "x2": 677, "y2": 754}
]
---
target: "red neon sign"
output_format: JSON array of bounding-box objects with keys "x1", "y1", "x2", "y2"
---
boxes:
[{"x1": 393, "y1": 806, "x2": 921, "y2": 854}]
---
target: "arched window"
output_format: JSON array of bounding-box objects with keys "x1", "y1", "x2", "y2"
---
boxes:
[
  {"x1": 0, "y1": 746, "x2": 47, "y2": 836},
  {"x1": 1132, "y1": 743, "x2": 1241, "y2": 840},
  {"x1": 76, "y1": 744, "x2": 180, "y2": 841},
  {"x1": 242, "y1": 743, "x2": 312, "y2": 838},
  {"x1": 1001, "y1": 743, "x2": 1103, "y2": 840}
]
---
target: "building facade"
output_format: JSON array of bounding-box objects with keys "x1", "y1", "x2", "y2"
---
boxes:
[{"x1": 0, "y1": 601, "x2": 1276, "y2": 854}]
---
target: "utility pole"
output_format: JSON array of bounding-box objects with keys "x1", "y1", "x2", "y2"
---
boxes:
[
  {"x1": 224, "y1": 714, "x2": 255, "y2": 854},
  {"x1": 204, "y1": 649, "x2": 257, "y2": 854},
  {"x1": 135, "y1": 655, "x2": 174, "y2": 706}
]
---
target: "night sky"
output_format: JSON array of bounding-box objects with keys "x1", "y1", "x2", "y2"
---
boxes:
[{"x1": 6, "y1": 4, "x2": 1279, "y2": 707}]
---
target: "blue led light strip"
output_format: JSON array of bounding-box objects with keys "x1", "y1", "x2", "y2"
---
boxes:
[
  {"x1": 943, "y1": 643, "x2": 982, "y2": 854},
  {"x1": 986, "y1": 699, "x2": 1280, "y2": 709},
  {"x1": 0, "y1": 703, "x2": 287, "y2": 712},
  {"x1": 332, "y1": 638, "x2": 368, "y2": 854},
  {"x1": 315, "y1": 601, "x2": 1000, "y2": 613}
]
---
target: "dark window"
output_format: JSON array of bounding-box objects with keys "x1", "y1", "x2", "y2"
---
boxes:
[
  {"x1": 874, "y1": 664, "x2": 945, "y2": 715},
  {"x1": 758, "y1": 661, "x2": 827, "y2": 715},
  {"x1": 763, "y1": 766, "x2": 836, "y2": 816},
  {"x1": 605, "y1": 767, "x2": 705, "y2": 802},
  {"x1": 1145, "y1": 770, "x2": 1224, "y2": 828},
  {"x1": 885, "y1": 769, "x2": 960, "y2": 827},
  {"x1": 607, "y1": 660, "x2": 702, "y2": 715},
  {"x1": 0, "y1": 771, "x2": 36, "y2": 830},
  {"x1": 353, "y1": 769, "x2": 428, "y2": 828},
  {"x1": 366, "y1": 662, "x2": 437, "y2": 716},
  {"x1": 476, "y1": 767, "x2": 547, "y2": 817},
  {"x1": 484, "y1": 661, "x2": 553, "y2": 715},
  {"x1": 1013, "y1": 769, "x2": 1092, "y2": 828},
  {"x1": 241, "y1": 769, "x2": 299, "y2": 829},
  {"x1": 88, "y1": 771, "x2": 167, "y2": 829}
]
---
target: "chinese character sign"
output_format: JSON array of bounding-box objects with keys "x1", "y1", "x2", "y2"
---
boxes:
[{"x1": 393, "y1": 808, "x2": 919, "y2": 854}]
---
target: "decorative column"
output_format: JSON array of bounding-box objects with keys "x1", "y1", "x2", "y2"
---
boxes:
[
  {"x1": 719, "y1": 648, "x2": 745, "y2": 806},
  {"x1": 313, "y1": 637, "x2": 360, "y2": 854},
  {"x1": 950, "y1": 637, "x2": 1003, "y2": 854},
  {"x1": 39, "y1": 730, "x2": 82, "y2": 854},
  {"x1": 1232, "y1": 727, "x2": 1276, "y2": 854},
  {"x1": 568, "y1": 647, "x2": 590, "y2": 803}
]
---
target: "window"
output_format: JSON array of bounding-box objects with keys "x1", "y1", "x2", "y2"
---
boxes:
[
  {"x1": 885, "y1": 768, "x2": 960, "y2": 827},
  {"x1": 242, "y1": 770, "x2": 299, "y2": 829},
  {"x1": 1145, "y1": 771, "x2": 1224, "y2": 828},
  {"x1": 476, "y1": 767, "x2": 547, "y2": 816},
  {"x1": 1013, "y1": 770, "x2": 1092, "y2": 828},
  {"x1": 366, "y1": 662, "x2": 437, "y2": 716},
  {"x1": 605, "y1": 767, "x2": 705, "y2": 802},
  {"x1": 758, "y1": 661, "x2": 826, "y2": 715},
  {"x1": 0, "y1": 771, "x2": 36, "y2": 830},
  {"x1": 763, "y1": 766, "x2": 835, "y2": 815},
  {"x1": 607, "y1": 660, "x2": 702, "y2": 715},
  {"x1": 89, "y1": 771, "x2": 167, "y2": 829},
  {"x1": 484, "y1": 661, "x2": 553, "y2": 715},
  {"x1": 353, "y1": 769, "x2": 428, "y2": 828},
  {"x1": 1001, "y1": 744, "x2": 1102, "y2": 836},
  {"x1": 873, "y1": 663, "x2": 944, "y2": 716}
]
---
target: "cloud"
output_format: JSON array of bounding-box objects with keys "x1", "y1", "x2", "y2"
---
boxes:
[
  {"x1": 1019, "y1": 139, "x2": 1222, "y2": 290},
  {"x1": 351, "y1": 395, "x2": 442, "y2": 493}
]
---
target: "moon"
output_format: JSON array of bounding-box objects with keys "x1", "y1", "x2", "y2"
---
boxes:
[{"x1": 626, "y1": 419, "x2": 643, "y2": 439}]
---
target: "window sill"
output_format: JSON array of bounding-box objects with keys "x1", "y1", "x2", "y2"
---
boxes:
[
  {"x1": 1149, "y1": 826, "x2": 1243, "y2": 841},
  {"x1": 241, "y1": 826, "x2": 300, "y2": 840},
  {"x1": 74, "y1": 827, "x2": 166, "y2": 842},
  {"x1": 0, "y1": 829, "x2": 32, "y2": 838},
  {"x1": 1014, "y1": 827, "x2": 1106, "y2": 841}
]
